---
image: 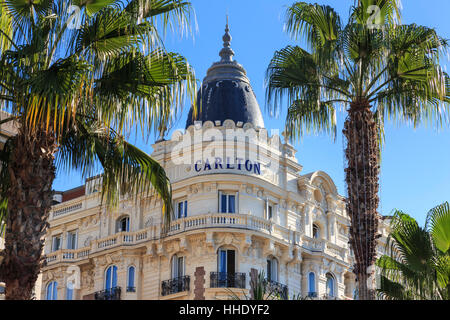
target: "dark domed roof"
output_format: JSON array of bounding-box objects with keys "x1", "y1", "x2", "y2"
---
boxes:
[{"x1": 185, "y1": 22, "x2": 264, "y2": 129}]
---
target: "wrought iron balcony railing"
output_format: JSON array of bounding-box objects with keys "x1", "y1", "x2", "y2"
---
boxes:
[
  {"x1": 94, "y1": 287, "x2": 121, "y2": 300},
  {"x1": 265, "y1": 279, "x2": 288, "y2": 299},
  {"x1": 307, "y1": 291, "x2": 318, "y2": 298},
  {"x1": 210, "y1": 272, "x2": 246, "y2": 289},
  {"x1": 126, "y1": 286, "x2": 136, "y2": 293},
  {"x1": 161, "y1": 276, "x2": 190, "y2": 296}
]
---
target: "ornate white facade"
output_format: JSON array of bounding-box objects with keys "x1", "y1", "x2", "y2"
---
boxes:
[{"x1": 38, "y1": 24, "x2": 390, "y2": 301}]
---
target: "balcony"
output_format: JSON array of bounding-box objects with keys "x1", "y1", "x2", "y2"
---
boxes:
[
  {"x1": 161, "y1": 276, "x2": 190, "y2": 296},
  {"x1": 51, "y1": 200, "x2": 83, "y2": 219},
  {"x1": 44, "y1": 227, "x2": 156, "y2": 266},
  {"x1": 168, "y1": 213, "x2": 272, "y2": 235},
  {"x1": 265, "y1": 279, "x2": 288, "y2": 299},
  {"x1": 307, "y1": 292, "x2": 318, "y2": 298},
  {"x1": 126, "y1": 286, "x2": 136, "y2": 293},
  {"x1": 210, "y1": 272, "x2": 246, "y2": 289},
  {"x1": 94, "y1": 287, "x2": 121, "y2": 300}
]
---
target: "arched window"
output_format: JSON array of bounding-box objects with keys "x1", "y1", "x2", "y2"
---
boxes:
[
  {"x1": 171, "y1": 254, "x2": 185, "y2": 279},
  {"x1": 105, "y1": 265, "x2": 118, "y2": 291},
  {"x1": 127, "y1": 266, "x2": 136, "y2": 292},
  {"x1": 266, "y1": 256, "x2": 278, "y2": 282},
  {"x1": 46, "y1": 281, "x2": 58, "y2": 300},
  {"x1": 312, "y1": 224, "x2": 320, "y2": 239},
  {"x1": 308, "y1": 272, "x2": 316, "y2": 297},
  {"x1": 326, "y1": 273, "x2": 335, "y2": 297},
  {"x1": 116, "y1": 216, "x2": 130, "y2": 233}
]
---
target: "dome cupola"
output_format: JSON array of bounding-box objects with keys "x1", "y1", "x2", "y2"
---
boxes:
[{"x1": 185, "y1": 20, "x2": 265, "y2": 129}]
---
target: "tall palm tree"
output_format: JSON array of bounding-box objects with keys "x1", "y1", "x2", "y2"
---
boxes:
[
  {"x1": 0, "y1": 0, "x2": 196, "y2": 300},
  {"x1": 265, "y1": 0, "x2": 450, "y2": 299},
  {"x1": 376, "y1": 202, "x2": 450, "y2": 300}
]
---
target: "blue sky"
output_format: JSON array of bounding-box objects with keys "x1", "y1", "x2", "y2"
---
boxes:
[{"x1": 53, "y1": 0, "x2": 450, "y2": 226}]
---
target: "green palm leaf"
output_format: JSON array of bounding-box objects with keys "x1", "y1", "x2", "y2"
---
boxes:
[{"x1": 426, "y1": 202, "x2": 450, "y2": 254}]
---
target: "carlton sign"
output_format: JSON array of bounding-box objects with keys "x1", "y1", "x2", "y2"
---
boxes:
[{"x1": 193, "y1": 157, "x2": 262, "y2": 175}]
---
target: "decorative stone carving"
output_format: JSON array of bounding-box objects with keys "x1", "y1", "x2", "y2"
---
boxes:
[
  {"x1": 144, "y1": 216, "x2": 153, "y2": 228},
  {"x1": 257, "y1": 189, "x2": 263, "y2": 198},
  {"x1": 84, "y1": 236, "x2": 93, "y2": 247},
  {"x1": 82, "y1": 267, "x2": 95, "y2": 290},
  {"x1": 263, "y1": 240, "x2": 275, "y2": 257},
  {"x1": 224, "y1": 234, "x2": 233, "y2": 245},
  {"x1": 240, "y1": 235, "x2": 252, "y2": 255}
]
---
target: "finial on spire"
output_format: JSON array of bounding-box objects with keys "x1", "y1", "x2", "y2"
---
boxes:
[{"x1": 219, "y1": 16, "x2": 234, "y2": 62}]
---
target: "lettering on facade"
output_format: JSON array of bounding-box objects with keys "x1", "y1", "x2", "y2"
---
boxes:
[{"x1": 193, "y1": 157, "x2": 261, "y2": 175}]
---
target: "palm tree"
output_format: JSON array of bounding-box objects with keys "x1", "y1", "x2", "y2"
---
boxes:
[
  {"x1": 0, "y1": 0, "x2": 196, "y2": 300},
  {"x1": 376, "y1": 202, "x2": 450, "y2": 300},
  {"x1": 265, "y1": 0, "x2": 450, "y2": 299}
]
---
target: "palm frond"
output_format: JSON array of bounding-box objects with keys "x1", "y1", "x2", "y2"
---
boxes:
[
  {"x1": 286, "y1": 2, "x2": 342, "y2": 49},
  {"x1": 56, "y1": 117, "x2": 173, "y2": 225},
  {"x1": 425, "y1": 202, "x2": 450, "y2": 254},
  {"x1": 125, "y1": 0, "x2": 194, "y2": 38},
  {"x1": 94, "y1": 49, "x2": 196, "y2": 137},
  {"x1": 286, "y1": 100, "x2": 337, "y2": 140}
]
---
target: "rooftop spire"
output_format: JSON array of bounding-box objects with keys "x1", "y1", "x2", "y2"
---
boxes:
[{"x1": 219, "y1": 16, "x2": 234, "y2": 62}]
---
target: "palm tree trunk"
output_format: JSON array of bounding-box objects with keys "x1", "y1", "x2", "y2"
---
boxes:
[
  {"x1": 0, "y1": 126, "x2": 56, "y2": 300},
  {"x1": 343, "y1": 102, "x2": 380, "y2": 300}
]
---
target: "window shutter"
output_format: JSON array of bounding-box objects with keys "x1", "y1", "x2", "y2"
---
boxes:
[
  {"x1": 171, "y1": 256, "x2": 177, "y2": 279},
  {"x1": 235, "y1": 192, "x2": 239, "y2": 214},
  {"x1": 67, "y1": 233, "x2": 72, "y2": 250},
  {"x1": 265, "y1": 199, "x2": 269, "y2": 219},
  {"x1": 184, "y1": 201, "x2": 188, "y2": 218},
  {"x1": 273, "y1": 259, "x2": 278, "y2": 282},
  {"x1": 179, "y1": 256, "x2": 185, "y2": 277},
  {"x1": 218, "y1": 191, "x2": 222, "y2": 213}
]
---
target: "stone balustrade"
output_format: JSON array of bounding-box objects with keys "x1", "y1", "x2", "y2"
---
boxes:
[
  {"x1": 301, "y1": 236, "x2": 326, "y2": 252},
  {"x1": 44, "y1": 213, "x2": 350, "y2": 267},
  {"x1": 168, "y1": 213, "x2": 272, "y2": 235},
  {"x1": 44, "y1": 227, "x2": 155, "y2": 265},
  {"x1": 51, "y1": 201, "x2": 83, "y2": 219},
  {"x1": 45, "y1": 247, "x2": 92, "y2": 264}
]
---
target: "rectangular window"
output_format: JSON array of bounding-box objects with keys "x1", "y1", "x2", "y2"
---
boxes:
[
  {"x1": 219, "y1": 192, "x2": 238, "y2": 213},
  {"x1": 265, "y1": 200, "x2": 277, "y2": 220},
  {"x1": 176, "y1": 200, "x2": 188, "y2": 219},
  {"x1": 67, "y1": 230, "x2": 77, "y2": 250},
  {"x1": 52, "y1": 235, "x2": 62, "y2": 252},
  {"x1": 218, "y1": 249, "x2": 235, "y2": 274}
]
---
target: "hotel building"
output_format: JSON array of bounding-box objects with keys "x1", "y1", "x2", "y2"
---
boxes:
[{"x1": 37, "y1": 24, "x2": 390, "y2": 301}]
